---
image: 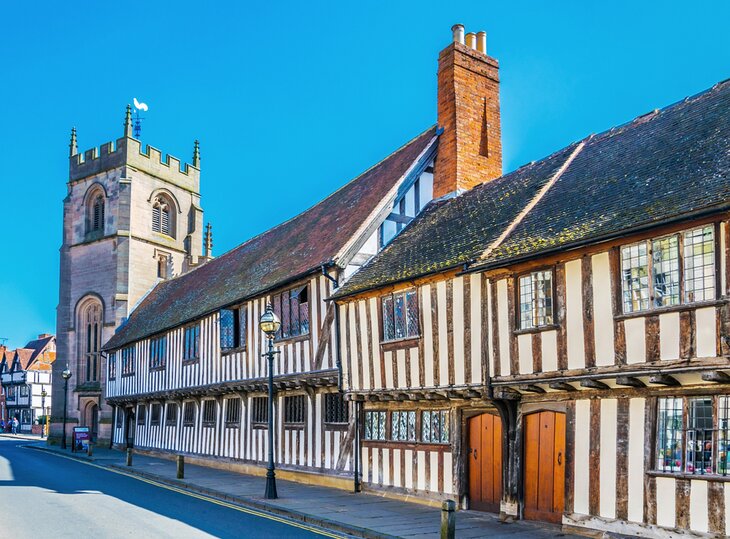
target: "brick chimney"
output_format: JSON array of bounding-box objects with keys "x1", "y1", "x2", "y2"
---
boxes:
[{"x1": 433, "y1": 24, "x2": 502, "y2": 199}]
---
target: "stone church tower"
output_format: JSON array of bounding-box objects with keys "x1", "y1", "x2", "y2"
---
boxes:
[{"x1": 50, "y1": 107, "x2": 206, "y2": 445}]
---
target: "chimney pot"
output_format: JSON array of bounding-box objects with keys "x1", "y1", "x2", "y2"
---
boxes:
[
  {"x1": 465, "y1": 32, "x2": 477, "y2": 49},
  {"x1": 476, "y1": 31, "x2": 487, "y2": 54},
  {"x1": 451, "y1": 24, "x2": 465, "y2": 45}
]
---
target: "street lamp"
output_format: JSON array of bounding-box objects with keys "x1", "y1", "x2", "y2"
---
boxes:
[
  {"x1": 259, "y1": 302, "x2": 281, "y2": 499},
  {"x1": 61, "y1": 369, "x2": 72, "y2": 449},
  {"x1": 40, "y1": 387, "x2": 47, "y2": 439}
]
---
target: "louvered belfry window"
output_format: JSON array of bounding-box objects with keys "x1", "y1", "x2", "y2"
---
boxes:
[
  {"x1": 92, "y1": 196, "x2": 104, "y2": 232},
  {"x1": 152, "y1": 196, "x2": 172, "y2": 236}
]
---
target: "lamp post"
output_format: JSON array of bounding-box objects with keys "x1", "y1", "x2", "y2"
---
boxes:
[
  {"x1": 259, "y1": 302, "x2": 281, "y2": 499},
  {"x1": 40, "y1": 387, "x2": 47, "y2": 438},
  {"x1": 61, "y1": 369, "x2": 72, "y2": 449}
]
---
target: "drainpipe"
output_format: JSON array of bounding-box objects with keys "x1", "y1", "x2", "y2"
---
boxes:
[{"x1": 354, "y1": 400, "x2": 361, "y2": 492}]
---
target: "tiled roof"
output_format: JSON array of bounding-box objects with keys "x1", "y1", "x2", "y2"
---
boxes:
[
  {"x1": 15, "y1": 349, "x2": 34, "y2": 371},
  {"x1": 24, "y1": 336, "x2": 54, "y2": 365},
  {"x1": 104, "y1": 127, "x2": 437, "y2": 350},
  {"x1": 334, "y1": 79, "x2": 730, "y2": 298},
  {"x1": 332, "y1": 143, "x2": 580, "y2": 298}
]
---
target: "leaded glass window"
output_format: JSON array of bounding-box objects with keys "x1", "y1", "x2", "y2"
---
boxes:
[
  {"x1": 364, "y1": 411, "x2": 386, "y2": 440},
  {"x1": 225, "y1": 398, "x2": 241, "y2": 427},
  {"x1": 324, "y1": 393, "x2": 349, "y2": 424},
  {"x1": 391, "y1": 411, "x2": 416, "y2": 441},
  {"x1": 657, "y1": 397, "x2": 683, "y2": 472},
  {"x1": 284, "y1": 395, "x2": 305, "y2": 425},
  {"x1": 683, "y1": 226, "x2": 715, "y2": 303},
  {"x1": 183, "y1": 324, "x2": 200, "y2": 361},
  {"x1": 652, "y1": 235, "x2": 680, "y2": 308},
  {"x1": 166, "y1": 403, "x2": 178, "y2": 426},
  {"x1": 622, "y1": 242, "x2": 650, "y2": 313},
  {"x1": 183, "y1": 402, "x2": 196, "y2": 427},
  {"x1": 151, "y1": 403, "x2": 161, "y2": 425},
  {"x1": 272, "y1": 286, "x2": 309, "y2": 340},
  {"x1": 421, "y1": 410, "x2": 449, "y2": 443},
  {"x1": 656, "y1": 396, "x2": 730, "y2": 476},
  {"x1": 149, "y1": 335, "x2": 167, "y2": 369},
  {"x1": 108, "y1": 352, "x2": 116, "y2": 380},
  {"x1": 381, "y1": 290, "x2": 419, "y2": 342},
  {"x1": 137, "y1": 404, "x2": 146, "y2": 425},
  {"x1": 252, "y1": 397, "x2": 268, "y2": 424},
  {"x1": 519, "y1": 270, "x2": 554, "y2": 329},
  {"x1": 622, "y1": 226, "x2": 716, "y2": 314},
  {"x1": 121, "y1": 345, "x2": 135, "y2": 375},
  {"x1": 202, "y1": 400, "x2": 216, "y2": 427}
]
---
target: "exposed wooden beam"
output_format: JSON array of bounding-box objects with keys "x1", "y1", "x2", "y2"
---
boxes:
[
  {"x1": 580, "y1": 379, "x2": 609, "y2": 390},
  {"x1": 521, "y1": 384, "x2": 546, "y2": 394},
  {"x1": 493, "y1": 387, "x2": 522, "y2": 400},
  {"x1": 649, "y1": 374, "x2": 680, "y2": 387},
  {"x1": 549, "y1": 382, "x2": 577, "y2": 392},
  {"x1": 616, "y1": 376, "x2": 646, "y2": 388},
  {"x1": 465, "y1": 389, "x2": 482, "y2": 399},
  {"x1": 701, "y1": 371, "x2": 730, "y2": 383}
]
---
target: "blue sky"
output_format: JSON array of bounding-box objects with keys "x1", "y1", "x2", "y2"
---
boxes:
[{"x1": 0, "y1": 1, "x2": 728, "y2": 349}]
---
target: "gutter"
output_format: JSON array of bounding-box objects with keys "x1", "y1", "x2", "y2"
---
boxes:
[
  {"x1": 103, "y1": 262, "x2": 339, "y2": 352},
  {"x1": 465, "y1": 202, "x2": 730, "y2": 274}
]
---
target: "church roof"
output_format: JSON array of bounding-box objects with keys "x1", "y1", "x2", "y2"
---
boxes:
[
  {"x1": 334, "y1": 78, "x2": 730, "y2": 299},
  {"x1": 104, "y1": 127, "x2": 438, "y2": 350}
]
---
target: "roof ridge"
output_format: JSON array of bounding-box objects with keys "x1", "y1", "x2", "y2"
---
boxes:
[{"x1": 477, "y1": 138, "x2": 588, "y2": 262}]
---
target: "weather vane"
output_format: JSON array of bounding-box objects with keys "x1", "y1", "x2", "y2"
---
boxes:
[{"x1": 133, "y1": 97, "x2": 149, "y2": 138}]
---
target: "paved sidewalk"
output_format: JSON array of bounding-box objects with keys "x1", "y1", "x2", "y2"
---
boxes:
[{"x1": 25, "y1": 442, "x2": 583, "y2": 539}]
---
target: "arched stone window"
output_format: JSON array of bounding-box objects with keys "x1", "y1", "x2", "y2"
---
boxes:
[
  {"x1": 77, "y1": 298, "x2": 103, "y2": 383},
  {"x1": 152, "y1": 195, "x2": 175, "y2": 237},
  {"x1": 85, "y1": 187, "x2": 106, "y2": 236}
]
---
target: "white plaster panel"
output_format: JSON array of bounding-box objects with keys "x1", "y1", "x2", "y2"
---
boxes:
[
  {"x1": 518, "y1": 334, "x2": 533, "y2": 374},
  {"x1": 437, "y1": 281, "x2": 449, "y2": 385},
  {"x1": 453, "y1": 276, "x2": 465, "y2": 386},
  {"x1": 497, "y1": 279, "x2": 511, "y2": 375},
  {"x1": 393, "y1": 449, "x2": 401, "y2": 488},
  {"x1": 430, "y1": 451, "x2": 439, "y2": 493},
  {"x1": 422, "y1": 285, "x2": 435, "y2": 387},
  {"x1": 624, "y1": 317, "x2": 646, "y2": 364},
  {"x1": 659, "y1": 312, "x2": 680, "y2": 361},
  {"x1": 655, "y1": 476, "x2": 676, "y2": 528},
  {"x1": 628, "y1": 398, "x2": 646, "y2": 523},
  {"x1": 470, "y1": 274, "x2": 482, "y2": 384},
  {"x1": 600, "y1": 399, "x2": 617, "y2": 518},
  {"x1": 405, "y1": 449, "x2": 414, "y2": 489},
  {"x1": 690, "y1": 480, "x2": 708, "y2": 533},
  {"x1": 417, "y1": 450, "x2": 426, "y2": 491},
  {"x1": 443, "y1": 452, "x2": 453, "y2": 495},
  {"x1": 574, "y1": 399, "x2": 591, "y2": 515},
  {"x1": 696, "y1": 307, "x2": 717, "y2": 358},
  {"x1": 566, "y1": 259, "x2": 586, "y2": 369},
  {"x1": 592, "y1": 253, "x2": 616, "y2": 366},
  {"x1": 541, "y1": 330, "x2": 558, "y2": 372},
  {"x1": 396, "y1": 349, "x2": 407, "y2": 389}
]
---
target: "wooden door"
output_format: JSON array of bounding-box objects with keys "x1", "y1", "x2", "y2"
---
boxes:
[
  {"x1": 468, "y1": 412, "x2": 502, "y2": 512},
  {"x1": 524, "y1": 411, "x2": 566, "y2": 523}
]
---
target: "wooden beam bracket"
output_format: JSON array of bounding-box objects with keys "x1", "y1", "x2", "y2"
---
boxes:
[{"x1": 616, "y1": 376, "x2": 646, "y2": 388}]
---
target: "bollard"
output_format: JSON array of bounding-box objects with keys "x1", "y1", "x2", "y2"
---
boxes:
[
  {"x1": 126, "y1": 448, "x2": 133, "y2": 466},
  {"x1": 87, "y1": 442, "x2": 93, "y2": 457},
  {"x1": 177, "y1": 455, "x2": 184, "y2": 479},
  {"x1": 440, "y1": 499, "x2": 456, "y2": 539}
]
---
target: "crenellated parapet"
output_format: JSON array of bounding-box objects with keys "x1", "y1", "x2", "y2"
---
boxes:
[{"x1": 69, "y1": 107, "x2": 200, "y2": 192}]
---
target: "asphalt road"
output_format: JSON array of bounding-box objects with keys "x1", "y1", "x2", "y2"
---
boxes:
[{"x1": 0, "y1": 438, "x2": 334, "y2": 538}]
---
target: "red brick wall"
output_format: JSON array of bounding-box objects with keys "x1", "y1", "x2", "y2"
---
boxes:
[{"x1": 433, "y1": 42, "x2": 502, "y2": 198}]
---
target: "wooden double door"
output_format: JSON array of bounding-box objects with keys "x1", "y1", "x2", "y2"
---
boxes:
[
  {"x1": 468, "y1": 412, "x2": 502, "y2": 512},
  {"x1": 523, "y1": 411, "x2": 566, "y2": 523}
]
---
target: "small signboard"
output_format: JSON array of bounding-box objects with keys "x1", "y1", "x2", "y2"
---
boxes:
[{"x1": 72, "y1": 427, "x2": 90, "y2": 452}]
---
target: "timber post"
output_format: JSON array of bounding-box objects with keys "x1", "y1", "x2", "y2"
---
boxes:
[
  {"x1": 440, "y1": 500, "x2": 456, "y2": 539},
  {"x1": 87, "y1": 442, "x2": 93, "y2": 457},
  {"x1": 126, "y1": 448, "x2": 133, "y2": 466},
  {"x1": 177, "y1": 455, "x2": 184, "y2": 479}
]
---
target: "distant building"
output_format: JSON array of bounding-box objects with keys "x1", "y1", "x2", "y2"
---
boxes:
[{"x1": 1, "y1": 334, "x2": 55, "y2": 432}]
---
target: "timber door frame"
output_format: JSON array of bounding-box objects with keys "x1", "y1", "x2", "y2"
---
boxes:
[{"x1": 467, "y1": 411, "x2": 503, "y2": 512}]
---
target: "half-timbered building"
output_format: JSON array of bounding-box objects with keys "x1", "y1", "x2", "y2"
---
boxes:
[
  {"x1": 331, "y1": 53, "x2": 730, "y2": 537},
  {"x1": 99, "y1": 24, "x2": 504, "y2": 487},
  {"x1": 101, "y1": 124, "x2": 440, "y2": 484}
]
